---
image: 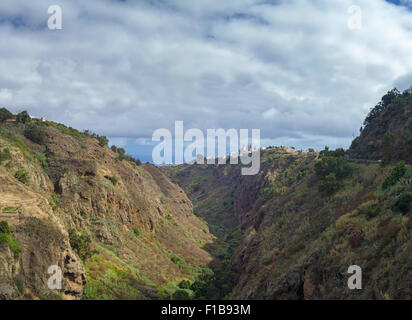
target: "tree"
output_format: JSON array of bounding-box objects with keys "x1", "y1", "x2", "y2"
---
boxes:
[
  {"x1": 191, "y1": 263, "x2": 235, "y2": 300},
  {"x1": 16, "y1": 111, "x2": 30, "y2": 124},
  {"x1": 318, "y1": 173, "x2": 341, "y2": 196},
  {"x1": 0, "y1": 108, "x2": 13, "y2": 122},
  {"x1": 391, "y1": 192, "x2": 412, "y2": 214},
  {"x1": 315, "y1": 153, "x2": 351, "y2": 195},
  {"x1": 319, "y1": 146, "x2": 330, "y2": 157},
  {"x1": 381, "y1": 88, "x2": 400, "y2": 107},
  {"x1": 382, "y1": 161, "x2": 406, "y2": 190},
  {"x1": 364, "y1": 89, "x2": 401, "y2": 126},
  {"x1": 24, "y1": 125, "x2": 46, "y2": 145},
  {"x1": 97, "y1": 135, "x2": 109, "y2": 147}
]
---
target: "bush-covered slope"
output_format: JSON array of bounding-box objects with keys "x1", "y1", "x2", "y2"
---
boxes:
[
  {"x1": 349, "y1": 88, "x2": 412, "y2": 164},
  {"x1": 0, "y1": 115, "x2": 213, "y2": 300},
  {"x1": 166, "y1": 90, "x2": 412, "y2": 300},
  {"x1": 168, "y1": 148, "x2": 411, "y2": 300}
]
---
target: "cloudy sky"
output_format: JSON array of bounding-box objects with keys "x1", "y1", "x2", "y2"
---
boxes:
[{"x1": 1, "y1": 0, "x2": 412, "y2": 162}]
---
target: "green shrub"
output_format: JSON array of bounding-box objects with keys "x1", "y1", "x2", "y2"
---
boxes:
[
  {"x1": 315, "y1": 152, "x2": 351, "y2": 195},
  {"x1": 35, "y1": 152, "x2": 47, "y2": 169},
  {"x1": 13, "y1": 139, "x2": 26, "y2": 153},
  {"x1": 117, "y1": 153, "x2": 142, "y2": 166},
  {"x1": 173, "y1": 289, "x2": 190, "y2": 300},
  {"x1": 0, "y1": 148, "x2": 11, "y2": 163},
  {"x1": 133, "y1": 228, "x2": 141, "y2": 237},
  {"x1": 2, "y1": 206, "x2": 19, "y2": 214},
  {"x1": 315, "y1": 157, "x2": 351, "y2": 178},
  {"x1": 358, "y1": 201, "x2": 381, "y2": 219},
  {"x1": 51, "y1": 193, "x2": 62, "y2": 211},
  {"x1": 107, "y1": 176, "x2": 117, "y2": 186},
  {"x1": 13, "y1": 276, "x2": 24, "y2": 294},
  {"x1": 16, "y1": 111, "x2": 30, "y2": 124},
  {"x1": 14, "y1": 169, "x2": 30, "y2": 185},
  {"x1": 190, "y1": 264, "x2": 235, "y2": 300},
  {"x1": 0, "y1": 107, "x2": 13, "y2": 122},
  {"x1": 178, "y1": 279, "x2": 191, "y2": 289},
  {"x1": 97, "y1": 136, "x2": 109, "y2": 147},
  {"x1": 382, "y1": 161, "x2": 406, "y2": 190},
  {"x1": 0, "y1": 221, "x2": 22, "y2": 258},
  {"x1": 0, "y1": 220, "x2": 10, "y2": 233},
  {"x1": 391, "y1": 192, "x2": 412, "y2": 214},
  {"x1": 111, "y1": 145, "x2": 142, "y2": 165},
  {"x1": 318, "y1": 173, "x2": 341, "y2": 196},
  {"x1": 381, "y1": 241, "x2": 395, "y2": 258},
  {"x1": 68, "y1": 229, "x2": 93, "y2": 260},
  {"x1": 0, "y1": 233, "x2": 9, "y2": 246},
  {"x1": 24, "y1": 125, "x2": 46, "y2": 145},
  {"x1": 170, "y1": 255, "x2": 185, "y2": 269}
]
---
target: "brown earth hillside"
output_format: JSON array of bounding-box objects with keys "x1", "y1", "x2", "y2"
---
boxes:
[{"x1": 0, "y1": 119, "x2": 213, "y2": 300}]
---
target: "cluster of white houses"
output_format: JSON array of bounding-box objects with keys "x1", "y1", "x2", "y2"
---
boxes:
[
  {"x1": 4, "y1": 116, "x2": 47, "y2": 123},
  {"x1": 272, "y1": 146, "x2": 321, "y2": 157}
]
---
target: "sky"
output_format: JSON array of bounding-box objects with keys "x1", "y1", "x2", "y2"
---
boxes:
[{"x1": 0, "y1": 0, "x2": 412, "y2": 162}]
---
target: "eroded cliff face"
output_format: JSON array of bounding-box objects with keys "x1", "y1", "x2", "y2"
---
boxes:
[
  {"x1": 166, "y1": 150, "x2": 412, "y2": 300},
  {"x1": 0, "y1": 122, "x2": 213, "y2": 299},
  {"x1": 0, "y1": 156, "x2": 86, "y2": 300}
]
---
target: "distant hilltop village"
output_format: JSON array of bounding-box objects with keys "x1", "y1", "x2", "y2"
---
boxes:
[
  {"x1": 0, "y1": 108, "x2": 48, "y2": 124},
  {"x1": 265, "y1": 145, "x2": 325, "y2": 157},
  {"x1": 192, "y1": 145, "x2": 329, "y2": 165}
]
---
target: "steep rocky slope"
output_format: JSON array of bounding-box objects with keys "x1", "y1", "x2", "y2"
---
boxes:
[
  {"x1": 165, "y1": 90, "x2": 412, "y2": 300},
  {"x1": 0, "y1": 119, "x2": 213, "y2": 300},
  {"x1": 168, "y1": 147, "x2": 412, "y2": 300},
  {"x1": 349, "y1": 88, "x2": 412, "y2": 163}
]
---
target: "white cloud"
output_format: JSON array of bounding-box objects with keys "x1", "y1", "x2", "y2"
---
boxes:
[{"x1": 0, "y1": 0, "x2": 411, "y2": 151}]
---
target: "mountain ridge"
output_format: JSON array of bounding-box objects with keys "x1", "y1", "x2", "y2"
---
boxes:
[{"x1": 1, "y1": 87, "x2": 411, "y2": 300}]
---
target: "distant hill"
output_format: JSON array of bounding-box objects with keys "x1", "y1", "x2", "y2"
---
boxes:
[{"x1": 349, "y1": 88, "x2": 412, "y2": 164}]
